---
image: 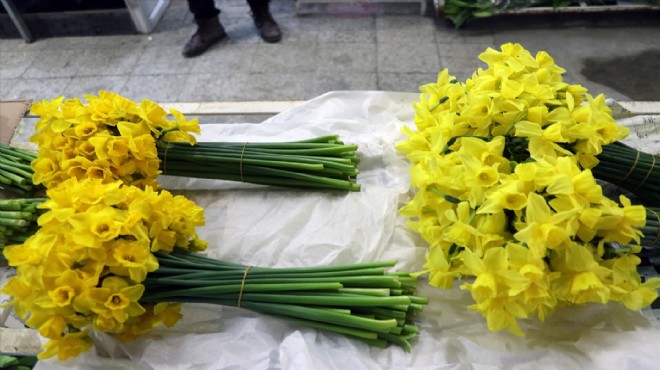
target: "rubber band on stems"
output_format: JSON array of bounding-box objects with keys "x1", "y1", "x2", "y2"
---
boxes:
[
  {"x1": 237, "y1": 266, "x2": 252, "y2": 308},
  {"x1": 618, "y1": 150, "x2": 640, "y2": 185},
  {"x1": 239, "y1": 143, "x2": 248, "y2": 182},
  {"x1": 634, "y1": 154, "x2": 655, "y2": 191},
  {"x1": 162, "y1": 143, "x2": 170, "y2": 174}
]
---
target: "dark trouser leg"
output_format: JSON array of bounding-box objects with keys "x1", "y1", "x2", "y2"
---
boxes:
[
  {"x1": 183, "y1": 0, "x2": 226, "y2": 57},
  {"x1": 187, "y1": 0, "x2": 221, "y2": 20},
  {"x1": 246, "y1": 0, "x2": 269, "y2": 13},
  {"x1": 246, "y1": 0, "x2": 282, "y2": 43}
]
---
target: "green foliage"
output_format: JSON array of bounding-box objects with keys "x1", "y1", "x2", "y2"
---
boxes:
[
  {"x1": 443, "y1": 0, "x2": 660, "y2": 27},
  {"x1": 0, "y1": 356, "x2": 37, "y2": 370}
]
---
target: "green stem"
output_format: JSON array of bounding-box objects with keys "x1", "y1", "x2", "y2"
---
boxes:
[
  {"x1": 155, "y1": 137, "x2": 362, "y2": 192},
  {"x1": 139, "y1": 249, "x2": 427, "y2": 351}
]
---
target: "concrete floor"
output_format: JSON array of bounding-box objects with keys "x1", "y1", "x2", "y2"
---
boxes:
[{"x1": 1, "y1": 0, "x2": 660, "y2": 111}]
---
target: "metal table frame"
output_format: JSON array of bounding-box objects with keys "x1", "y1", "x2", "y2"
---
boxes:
[
  {"x1": 0, "y1": 0, "x2": 34, "y2": 43},
  {"x1": 1, "y1": 0, "x2": 170, "y2": 43}
]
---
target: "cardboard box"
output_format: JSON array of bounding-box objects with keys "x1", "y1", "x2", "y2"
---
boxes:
[{"x1": 0, "y1": 99, "x2": 32, "y2": 145}]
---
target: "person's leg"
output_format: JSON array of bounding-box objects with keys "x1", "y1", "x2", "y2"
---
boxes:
[
  {"x1": 183, "y1": 0, "x2": 226, "y2": 58},
  {"x1": 246, "y1": 0, "x2": 282, "y2": 43},
  {"x1": 187, "y1": 0, "x2": 220, "y2": 19}
]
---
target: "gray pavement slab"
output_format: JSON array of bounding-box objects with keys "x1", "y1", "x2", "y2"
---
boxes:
[
  {"x1": 378, "y1": 41, "x2": 441, "y2": 73},
  {"x1": 64, "y1": 75, "x2": 129, "y2": 97},
  {"x1": 316, "y1": 42, "x2": 377, "y2": 73},
  {"x1": 122, "y1": 73, "x2": 190, "y2": 102},
  {"x1": 0, "y1": 0, "x2": 659, "y2": 105}
]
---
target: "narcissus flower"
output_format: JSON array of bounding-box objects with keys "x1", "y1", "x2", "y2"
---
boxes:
[
  {"x1": 2, "y1": 178, "x2": 206, "y2": 360},
  {"x1": 30, "y1": 91, "x2": 199, "y2": 190},
  {"x1": 397, "y1": 42, "x2": 655, "y2": 336}
]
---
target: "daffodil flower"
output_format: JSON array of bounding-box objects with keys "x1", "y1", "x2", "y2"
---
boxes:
[
  {"x1": 38, "y1": 315, "x2": 67, "y2": 339},
  {"x1": 468, "y1": 297, "x2": 526, "y2": 336},
  {"x1": 1, "y1": 276, "x2": 36, "y2": 318},
  {"x1": 604, "y1": 254, "x2": 660, "y2": 310},
  {"x1": 397, "y1": 42, "x2": 654, "y2": 337},
  {"x1": 90, "y1": 276, "x2": 145, "y2": 323},
  {"x1": 38, "y1": 330, "x2": 93, "y2": 360},
  {"x1": 2, "y1": 177, "x2": 210, "y2": 360},
  {"x1": 109, "y1": 239, "x2": 159, "y2": 282},
  {"x1": 418, "y1": 245, "x2": 460, "y2": 289},
  {"x1": 477, "y1": 188, "x2": 528, "y2": 214},
  {"x1": 459, "y1": 247, "x2": 532, "y2": 336},
  {"x1": 29, "y1": 91, "x2": 198, "y2": 190},
  {"x1": 443, "y1": 201, "x2": 482, "y2": 248}
]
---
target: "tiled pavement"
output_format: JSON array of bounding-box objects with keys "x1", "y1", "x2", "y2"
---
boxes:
[{"x1": 1, "y1": 0, "x2": 660, "y2": 108}]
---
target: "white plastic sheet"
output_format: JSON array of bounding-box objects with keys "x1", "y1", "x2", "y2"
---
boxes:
[{"x1": 21, "y1": 91, "x2": 660, "y2": 369}]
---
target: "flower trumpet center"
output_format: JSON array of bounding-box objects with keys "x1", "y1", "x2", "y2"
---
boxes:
[
  {"x1": 113, "y1": 240, "x2": 148, "y2": 268},
  {"x1": 476, "y1": 167, "x2": 499, "y2": 187},
  {"x1": 87, "y1": 167, "x2": 107, "y2": 180},
  {"x1": 106, "y1": 294, "x2": 129, "y2": 310},
  {"x1": 49, "y1": 286, "x2": 75, "y2": 307},
  {"x1": 92, "y1": 220, "x2": 119, "y2": 240},
  {"x1": 503, "y1": 192, "x2": 527, "y2": 210}
]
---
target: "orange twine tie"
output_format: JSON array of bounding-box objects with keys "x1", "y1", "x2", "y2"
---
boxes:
[
  {"x1": 237, "y1": 266, "x2": 252, "y2": 308},
  {"x1": 634, "y1": 154, "x2": 655, "y2": 191},
  {"x1": 163, "y1": 144, "x2": 170, "y2": 174},
  {"x1": 618, "y1": 150, "x2": 640, "y2": 184},
  {"x1": 239, "y1": 143, "x2": 248, "y2": 182}
]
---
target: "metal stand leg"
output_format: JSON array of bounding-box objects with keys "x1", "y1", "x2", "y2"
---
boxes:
[
  {"x1": 123, "y1": 0, "x2": 170, "y2": 34},
  {"x1": 0, "y1": 0, "x2": 34, "y2": 43}
]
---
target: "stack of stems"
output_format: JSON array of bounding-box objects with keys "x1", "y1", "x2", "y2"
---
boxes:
[
  {"x1": 0, "y1": 198, "x2": 45, "y2": 254},
  {"x1": 0, "y1": 355, "x2": 38, "y2": 369},
  {"x1": 593, "y1": 142, "x2": 660, "y2": 206},
  {"x1": 157, "y1": 135, "x2": 361, "y2": 192},
  {"x1": 141, "y1": 250, "x2": 427, "y2": 351},
  {"x1": 0, "y1": 144, "x2": 41, "y2": 196},
  {"x1": 639, "y1": 207, "x2": 660, "y2": 257}
]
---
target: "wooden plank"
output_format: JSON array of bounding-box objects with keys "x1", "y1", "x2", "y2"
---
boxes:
[
  {"x1": 22, "y1": 101, "x2": 304, "y2": 118},
  {"x1": 0, "y1": 327, "x2": 41, "y2": 356},
  {"x1": 616, "y1": 101, "x2": 660, "y2": 115},
  {"x1": 159, "y1": 101, "x2": 305, "y2": 116}
]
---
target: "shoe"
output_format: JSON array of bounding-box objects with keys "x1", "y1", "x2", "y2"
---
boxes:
[
  {"x1": 248, "y1": 3, "x2": 282, "y2": 43},
  {"x1": 182, "y1": 16, "x2": 227, "y2": 58}
]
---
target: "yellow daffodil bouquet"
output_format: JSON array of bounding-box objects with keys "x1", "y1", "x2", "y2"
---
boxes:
[
  {"x1": 29, "y1": 91, "x2": 361, "y2": 192},
  {"x1": 2, "y1": 178, "x2": 427, "y2": 360},
  {"x1": 397, "y1": 43, "x2": 660, "y2": 336}
]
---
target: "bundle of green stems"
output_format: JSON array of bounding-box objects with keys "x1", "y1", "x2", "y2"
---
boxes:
[
  {"x1": 640, "y1": 207, "x2": 660, "y2": 252},
  {"x1": 0, "y1": 355, "x2": 38, "y2": 369},
  {"x1": 0, "y1": 144, "x2": 42, "y2": 196},
  {"x1": 141, "y1": 250, "x2": 427, "y2": 350},
  {"x1": 0, "y1": 198, "x2": 45, "y2": 253},
  {"x1": 593, "y1": 142, "x2": 660, "y2": 206},
  {"x1": 157, "y1": 135, "x2": 361, "y2": 192}
]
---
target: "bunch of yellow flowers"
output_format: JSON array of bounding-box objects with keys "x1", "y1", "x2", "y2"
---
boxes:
[
  {"x1": 398, "y1": 43, "x2": 660, "y2": 335},
  {"x1": 30, "y1": 91, "x2": 200, "y2": 190},
  {"x1": 29, "y1": 92, "x2": 363, "y2": 192},
  {"x1": 1, "y1": 178, "x2": 206, "y2": 360}
]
